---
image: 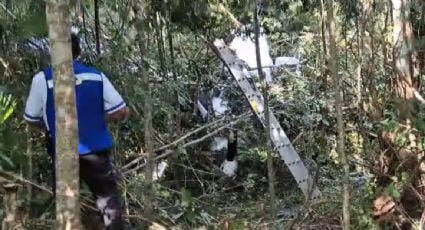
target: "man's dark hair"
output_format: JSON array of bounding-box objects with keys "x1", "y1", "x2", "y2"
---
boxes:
[{"x1": 71, "y1": 33, "x2": 81, "y2": 59}]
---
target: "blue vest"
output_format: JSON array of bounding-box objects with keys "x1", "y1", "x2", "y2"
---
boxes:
[{"x1": 43, "y1": 61, "x2": 113, "y2": 155}]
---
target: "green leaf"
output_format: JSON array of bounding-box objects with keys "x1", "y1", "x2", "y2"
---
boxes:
[
  {"x1": 0, "y1": 152, "x2": 15, "y2": 169},
  {"x1": 180, "y1": 188, "x2": 192, "y2": 209},
  {"x1": 401, "y1": 172, "x2": 411, "y2": 183},
  {"x1": 0, "y1": 103, "x2": 15, "y2": 123},
  {"x1": 386, "y1": 183, "x2": 401, "y2": 199},
  {"x1": 172, "y1": 212, "x2": 184, "y2": 221},
  {"x1": 322, "y1": 118, "x2": 330, "y2": 126},
  {"x1": 160, "y1": 189, "x2": 171, "y2": 198},
  {"x1": 0, "y1": 93, "x2": 16, "y2": 124}
]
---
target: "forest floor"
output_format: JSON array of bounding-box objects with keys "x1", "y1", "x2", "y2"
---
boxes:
[{"x1": 143, "y1": 160, "x2": 354, "y2": 230}]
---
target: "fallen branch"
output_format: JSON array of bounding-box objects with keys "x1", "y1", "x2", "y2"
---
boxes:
[
  {"x1": 121, "y1": 112, "x2": 252, "y2": 175},
  {"x1": 155, "y1": 115, "x2": 231, "y2": 153},
  {"x1": 414, "y1": 90, "x2": 425, "y2": 105},
  {"x1": 122, "y1": 116, "x2": 228, "y2": 170},
  {"x1": 122, "y1": 111, "x2": 251, "y2": 171}
]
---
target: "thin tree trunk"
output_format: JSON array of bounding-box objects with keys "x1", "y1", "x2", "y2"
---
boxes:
[
  {"x1": 46, "y1": 0, "x2": 82, "y2": 228},
  {"x1": 254, "y1": 2, "x2": 276, "y2": 219},
  {"x1": 383, "y1": 2, "x2": 390, "y2": 74},
  {"x1": 82, "y1": 0, "x2": 89, "y2": 47},
  {"x1": 94, "y1": 0, "x2": 100, "y2": 55},
  {"x1": 133, "y1": 0, "x2": 154, "y2": 221},
  {"x1": 155, "y1": 11, "x2": 173, "y2": 140},
  {"x1": 25, "y1": 125, "x2": 32, "y2": 216},
  {"x1": 325, "y1": 0, "x2": 350, "y2": 229},
  {"x1": 166, "y1": 19, "x2": 181, "y2": 182},
  {"x1": 356, "y1": 1, "x2": 366, "y2": 106},
  {"x1": 142, "y1": 36, "x2": 154, "y2": 220},
  {"x1": 355, "y1": 43, "x2": 362, "y2": 106},
  {"x1": 167, "y1": 22, "x2": 180, "y2": 136},
  {"x1": 156, "y1": 12, "x2": 166, "y2": 79},
  {"x1": 320, "y1": 0, "x2": 328, "y2": 91}
]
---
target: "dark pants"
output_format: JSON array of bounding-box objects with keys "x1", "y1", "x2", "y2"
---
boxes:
[{"x1": 48, "y1": 139, "x2": 124, "y2": 229}]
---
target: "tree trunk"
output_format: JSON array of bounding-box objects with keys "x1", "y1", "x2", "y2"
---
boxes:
[
  {"x1": 1, "y1": 184, "x2": 23, "y2": 230},
  {"x1": 325, "y1": 0, "x2": 350, "y2": 229},
  {"x1": 355, "y1": 35, "x2": 362, "y2": 106},
  {"x1": 254, "y1": 2, "x2": 276, "y2": 219},
  {"x1": 142, "y1": 31, "x2": 154, "y2": 220},
  {"x1": 94, "y1": 0, "x2": 101, "y2": 55},
  {"x1": 156, "y1": 11, "x2": 173, "y2": 140},
  {"x1": 46, "y1": 0, "x2": 82, "y2": 229},
  {"x1": 356, "y1": 0, "x2": 370, "y2": 106},
  {"x1": 392, "y1": 0, "x2": 416, "y2": 121},
  {"x1": 391, "y1": 0, "x2": 422, "y2": 197},
  {"x1": 25, "y1": 125, "x2": 32, "y2": 216},
  {"x1": 133, "y1": 0, "x2": 154, "y2": 221},
  {"x1": 167, "y1": 24, "x2": 180, "y2": 136},
  {"x1": 320, "y1": 0, "x2": 328, "y2": 91}
]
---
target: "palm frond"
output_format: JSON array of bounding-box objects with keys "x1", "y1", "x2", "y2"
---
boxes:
[{"x1": 0, "y1": 92, "x2": 17, "y2": 124}]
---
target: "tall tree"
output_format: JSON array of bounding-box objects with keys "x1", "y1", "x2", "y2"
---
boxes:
[
  {"x1": 45, "y1": 0, "x2": 81, "y2": 229},
  {"x1": 391, "y1": 0, "x2": 425, "y2": 221},
  {"x1": 167, "y1": 24, "x2": 180, "y2": 136},
  {"x1": 254, "y1": 1, "x2": 276, "y2": 219},
  {"x1": 392, "y1": 0, "x2": 418, "y2": 120},
  {"x1": 320, "y1": 0, "x2": 328, "y2": 91},
  {"x1": 133, "y1": 0, "x2": 154, "y2": 221},
  {"x1": 325, "y1": 0, "x2": 350, "y2": 229},
  {"x1": 355, "y1": 0, "x2": 368, "y2": 106}
]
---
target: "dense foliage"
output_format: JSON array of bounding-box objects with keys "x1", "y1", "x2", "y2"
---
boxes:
[{"x1": 1, "y1": 0, "x2": 425, "y2": 229}]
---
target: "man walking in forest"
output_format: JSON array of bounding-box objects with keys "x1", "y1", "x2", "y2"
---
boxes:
[{"x1": 23, "y1": 33, "x2": 129, "y2": 229}]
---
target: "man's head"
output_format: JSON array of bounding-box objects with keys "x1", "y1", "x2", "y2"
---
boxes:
[{"x1": 71, "y1": 33, "x2": 81, "y2": 59}]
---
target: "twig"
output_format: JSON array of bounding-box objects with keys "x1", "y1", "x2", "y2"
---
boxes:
[
  {"x1": 183, "y1": 153, "x2": 206, "y2": 193},
  {"x1": 197, "y1": 183, "x2": 244, "y2": 200},
  {"x1": 292, "y1": 132, "x2": 303, "y2": 144},
  {"x1": 155, "y1": 184, "x2": 210, "y2": 207},
  {"x1": 408, "y1": 184, "x2": 425, "y2": 207},
  {"x1": 0, "y1": 57, "x2": 11, "y2": 76},
  {"x1": 414, "y1": 90, "x2": 425, "y2": 105},
  {"x1": 174, "y1": 163, "x2": 218, "y2": 176}
]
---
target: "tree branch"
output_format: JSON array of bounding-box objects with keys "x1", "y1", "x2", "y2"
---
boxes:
[
  {"x1": 121, "y1": 112, "x2": 252, "y2": 175},
  {"x1": 413, "y1": 89, "x2": 425, "y2": 104},
  {"x1": 122, "y1": 114, "x2": 238, "y2": 170}
]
